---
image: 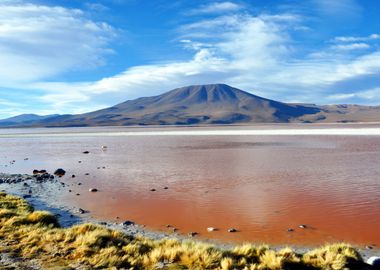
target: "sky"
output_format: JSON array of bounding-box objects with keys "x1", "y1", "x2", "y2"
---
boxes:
[{"x1": 0, "y1": 0, "x2": 380, "y2": 118}]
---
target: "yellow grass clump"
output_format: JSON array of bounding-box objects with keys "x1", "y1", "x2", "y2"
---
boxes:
[{"x1": 0, "y1": 192, "x2": 365, "y2": 269}]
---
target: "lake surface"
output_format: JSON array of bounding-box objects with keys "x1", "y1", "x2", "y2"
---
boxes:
[{"x1": 1, "y1": 124, "x2": 380, "y2": 247}]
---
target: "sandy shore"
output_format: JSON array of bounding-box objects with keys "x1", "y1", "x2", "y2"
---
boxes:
[{"x1": 1, "y1": 172, "x2": 379, "y2": 262}]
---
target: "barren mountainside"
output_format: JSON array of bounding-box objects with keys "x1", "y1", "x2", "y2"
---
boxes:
[{"x1": 1, "y1": 84, "x2": 380, "y2": 127}]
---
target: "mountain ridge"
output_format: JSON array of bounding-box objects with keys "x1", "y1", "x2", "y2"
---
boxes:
[{"x1": 1, "y1": 84, "x2": 380, "y2": 127}]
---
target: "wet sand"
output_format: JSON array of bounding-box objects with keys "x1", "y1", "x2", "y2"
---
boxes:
[{"x1": 1, "y1": 124, "x2": 380, "y2": 249}]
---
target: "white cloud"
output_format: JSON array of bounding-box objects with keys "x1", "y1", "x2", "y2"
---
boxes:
[
  {"x1": 2, "y1": 1, "x2": 380, "y2": 118},
  {"x1": 0, "y1": 1, "x2": 115, "y2": 82},
  {"x1": 25, "y1": 10, "x2": 380, "y2": 110},
  {"x1": 332, "y1": 43, "x2": 370, "y2": 51},
  {"x1": 189, "y1": 2, "x2": 243, "y2": 14},
  {"x1": 328, "y1": 88, "x2": 380, "y2": 103},
  {"x1": 334, "y1": 34, "x2": 380, "y2": 42}
]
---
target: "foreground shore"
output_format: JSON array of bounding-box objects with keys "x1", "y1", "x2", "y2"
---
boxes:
[{"x1": 1, "y1": 173, "x2": 379, "y2": 269}]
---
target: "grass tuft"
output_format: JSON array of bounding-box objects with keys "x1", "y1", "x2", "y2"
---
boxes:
[{"x1": 0, "y1": 192, "x2": 365, "y2": 269}]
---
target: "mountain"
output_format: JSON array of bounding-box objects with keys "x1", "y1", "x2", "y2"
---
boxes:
[
  {"x1": 0, "y1": 114, "x2": 59, "y2": 127},
  {"x1": 1, "y1": 84, "x2": 380, "y2": 127}
]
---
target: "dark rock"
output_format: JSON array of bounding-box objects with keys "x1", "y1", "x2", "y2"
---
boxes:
[
  {"x1": 85, "y1": 173, "x2": 89, "y2": 176},
  {"x1": 78, "y1": 208, "x2": 86, "y2": 214},
  {"x1": 164, "y1": 187, "x2": 169, "y2": 190},
  {"x1": 76, "y1": 193, "x2": 80, "y2": 196},
  {"x1": 99, "y1": 221, "x2": 107, "y2": 225},
  {"x1": 188, "y1": 232, "x2": 198, "y2": 237},
  {"x1": 23, "y1": 194, "x2": 32, "y2": 199},
  {"x1": 78, "y1": 183, "x2": 82, "y2": 185},
  {"x1": 54, "y1": 168, "x2": 66, "y2": 177},
  {"x1": 367, "y1": 256, "x2": 380, "y2": 267},
  {"x1": 150, "y1": 189, "x2": 156, "y2": 192},
  {"x1": 83, "y1": 151, "x2": 90, "y2": 154},
  {"x1": 33, "y1": 169, "x2": 47, "y2": 174},
  {"x1": 228, "y1": 228, "x2": 237, "y2": 233},
  {"x1": 287, "y1": 228, "x2": 294, "y2": 232},
  {"x1": 89, "y1": 188, "x2": 98, "y2": 192},
  {"x1": 123, "y1": 220, "x2": 135, "y2": 226},
  {"x1": 366, "y1": 245, "x2": 373, "y2": 250},
  {"x1": 36, "y1": 176, "x2": 43, "y2": 181},
  {"x1": 72, "y1": 174, "x2": 76, "y2": 178}
]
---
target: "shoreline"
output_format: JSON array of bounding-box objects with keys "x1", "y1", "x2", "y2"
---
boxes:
[{"x1": 1, "y1": 172, "x2": 379, "y2": 261}]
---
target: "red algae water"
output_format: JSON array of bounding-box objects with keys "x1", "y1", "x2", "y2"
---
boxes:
[{"x1": 1, "y1": 124, "x2": 380, "y2": 247}]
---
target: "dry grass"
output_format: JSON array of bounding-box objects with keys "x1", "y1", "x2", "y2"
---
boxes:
[{"x1": 0, "y1": 192, "x2": 365, "y2": 269}]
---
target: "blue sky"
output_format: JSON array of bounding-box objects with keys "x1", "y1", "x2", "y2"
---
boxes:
[{"x1": 1, "y1": 0, "x2": 380, "y2": 118}]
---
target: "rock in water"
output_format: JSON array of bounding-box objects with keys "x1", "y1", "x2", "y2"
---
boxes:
[
  {"x1": 123, "y1": 220, "x2": 135, "y2": 226},
  {"x1": 54, "y1": 168, "x2": 66, "y2": 177},
  {"x1": 367, "y1": 256, "x2": 380, "y2": 267}
]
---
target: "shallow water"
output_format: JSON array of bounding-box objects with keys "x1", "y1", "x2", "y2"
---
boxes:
[{"x1": 1, "y1": 124, "x2": 380, "y2": 247}]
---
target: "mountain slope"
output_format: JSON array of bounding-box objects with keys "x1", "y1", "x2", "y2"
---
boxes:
[
  {"x1": 0, "y1": 114, "x2": 59, "y2": 127},
  {"x1": 34, "y1": 84, "x2": 320, "y2": 126},
  {"x1": 1, "y1": 84, "x2": 380, "y2": 127}
]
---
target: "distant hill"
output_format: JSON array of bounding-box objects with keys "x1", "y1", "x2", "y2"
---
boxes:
[
  {"x1": 0, "y1": 114, "x2": 59, "y2": 127},
  {"x1": 1, "y1": 84, "x2": 380, "y2": 127}
]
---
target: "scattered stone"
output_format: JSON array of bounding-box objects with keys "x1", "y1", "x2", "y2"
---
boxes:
[
  {"x1": 33, "y1": 169, "x2": 47, "y2": 174},
  {"x1": 83, "y1": 151, "x2": 90, "y2": 154},
  {"x1": 24, "y1": 158, "x2": 29, "y2": 160},
  {"x1": 72, "y1": 174, "x2": 76, "y2": 178},
  {"x1": 166, "y1": 224, "x2": 172, "y2": 228},
  {"x1": 78, "y1": 208, "x2": 86, "y2": 214},
  {"x1": 299, "y1": 224, "x2": 307, "y2": 229},
  {"x1": 99, "y1": 221, "x2": 107, "y2": 225},
  {"x1": 207, "y1": 227, "x2": 217, "y2": 232},
  {"x1": 89, "y1": 188, "x2": 98, "y2": 192},
  {"x1": 54, "y1": 168, "x2": 66, "y2": 177},
  {"x1": 287, "y1": 228, "x2": 294, "y2": 232},
  {"x1": 164, "y1": 187, "x2": 169, "y2": 190},
  {"x1": 188, "y1": 232, "x2": 198, "y2": 237},
  {"x1": 23, "y1": 182, "x2": 29, "y2": 186},
  {"x1": 76, "y1": 193, "x2": 80, "y2": 196},
  {"x1": 150, "y1": 189, "x2": 156, "y2": 192},
  {"x1": 367, "y1": 256, "x2": 380, "y2": 267},
  {"x1": 102, "y1": 166, "x2": 106, "y2": 169},
  {"x1": 68, "y1": 189, "x2": 72, "y2": 192},
  {"x1": 28, "y1": 189, "x2": 32, "y2": 194},
  {"x1": 85, "y1": 173, "x2": 89, "y2": 176},
  {"x1": 22, "y1": 194, "x2": 31, "y2": 199},
  {"x1": 123, "y1": 220, "x2": 135, "y2": 226},
  {"x1": 228, "y1": 228, "x2": 237, "y2": 233},
  {"x1": 366, "y1": 245, "x2": 373, "y2": 250},
  {"x1": 101, "y1": 146, "x2": 108, "y2": 150},
  {"x1": 78, "y1": 183, "x2": 82, "y2": 186},
  {"x1": 78, "y1": 161, "x2": 82, "y2": 163}
]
